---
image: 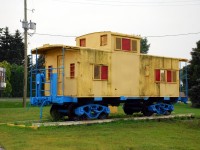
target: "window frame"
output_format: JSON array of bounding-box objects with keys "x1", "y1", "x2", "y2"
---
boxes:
[
  {"x1": 155, "y1": 69, "x2": 177, "y2": 83},
  {"x1": 47, "y1": 66, "x2": 53, "y2": 80},
  {"x1": 131, "y1": 40, "x2": 137, "y2": 52},
  {"x1": 115, "y1": 37, "x2": 137, "y2": 52},
  {"x1": 167, "y1": 70, "x2": 177, "y2": 83},
  {"x1": 93, "y1": 65, "x2": 108, "y2": 81},
  {"x1": 115, "y1": 37, "x2": 122, "y2": 50},
  {"x1": 100, "y1": 34, "x2": 108, "y2": 46},
  {"x1": 70, "y1": 63, "x2": 75, "y2": 79}
]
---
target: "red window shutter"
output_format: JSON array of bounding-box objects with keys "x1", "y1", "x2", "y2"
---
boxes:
[
  {"x1": 122, "y1": 38, "x2": 131, "y2": 51},
  {"x1": 167, "y1": 70, "x2": 172, "y2": 82},
  {"x1": 70, "y1": 63, "x2": 75, "y2": 79},
  {"x1": 80, "y1": 39, "x2": 86, "y2": 47},
  {"x1": 101, "y1": 66, "x2": 108, "y2": 80},
  {"x1": 155, "y1": 69, "x2": 160, "y2": 81}
]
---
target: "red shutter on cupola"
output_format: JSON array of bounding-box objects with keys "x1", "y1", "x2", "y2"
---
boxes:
[{"x1": 122, "y1": 38, "x2": 131, "y2": 51}]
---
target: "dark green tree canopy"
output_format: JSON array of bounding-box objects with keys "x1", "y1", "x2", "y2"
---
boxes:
[
  {"x1": 0, "y1": 27, "x2": 24, "y2": 97},
  {"x1": 0, "y1": 27, "x2": 24, "y2": 65},
  {"x1": 140, "y1": 37, "x2": 150, "y2": 54},
  {"x1": 188, "y1": 40, "x2": 200, "y2": 107}
]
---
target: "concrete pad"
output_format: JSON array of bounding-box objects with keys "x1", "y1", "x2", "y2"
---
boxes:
[{"x1": 32, "y1": 113, "x2": 194, "y2": 127}]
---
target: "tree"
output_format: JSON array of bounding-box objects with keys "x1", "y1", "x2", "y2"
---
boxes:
[
  {"x1": 10, "y1": 30, "x2": 24, "y2": 65},
  {"x1": 10, "y1": 64, "x2": 24, "y2": 97},
  {"x1": 188, "y1": 40, "x2": 200, "y2": 107},
  {"x1": 0, "y1": 27, "x2": 25, "y2": 97},
  {"x1": 0, "y1": 27, "x2": 13, "y2": 62},
  {"x1": 140, "y1": 37, "x2": 150, "y2": 54},
  {"x1": 0, "y1": 28, "x2": 3, "y2": 34},
  {"x1": 0, "y1": 27, "x2": 24, "y2": 65}
]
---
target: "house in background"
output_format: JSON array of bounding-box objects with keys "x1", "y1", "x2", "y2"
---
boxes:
[{"x1": 0, "y1": 67, "x2": 6, "y2": 90}]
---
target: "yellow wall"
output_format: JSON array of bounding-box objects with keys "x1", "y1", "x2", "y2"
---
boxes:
[
  {"x1": 139, "y1": 55, "x2": 179, "y2": 97},
  {"x1": 64, "y1": 50, "x2": 80, "y2": 96},
  {"x1": 77, "y1": 49, "x2": 111, "y2": 96},
  {"x1": 111, "y1": 52, "x2": 140, "y2": 96},
  {"x1": 43, "y1": 48, "x2": 80, "y2": 96},
  {"x1": 76, "y1": 32, "x2": 112, "y2": 52}
]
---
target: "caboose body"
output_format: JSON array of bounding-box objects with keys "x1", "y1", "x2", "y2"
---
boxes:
[{"x1": 30, "y1": 31, "x2": 188, "y2": 120}]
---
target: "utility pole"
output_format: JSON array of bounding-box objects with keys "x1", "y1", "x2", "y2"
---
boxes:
[
  {"x1": 23, "y1": 0, "x2": 28, "y2": 108},
  {"x1": 22, "y1": 0, "x2": 36, "y2": 108}
]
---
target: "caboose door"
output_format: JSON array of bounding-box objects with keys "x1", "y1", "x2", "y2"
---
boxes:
[{"x1": 57, "y1": 55, "x2": 64, "y2": 95}]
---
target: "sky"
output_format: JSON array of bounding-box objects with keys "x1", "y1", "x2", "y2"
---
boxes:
[{"x1": 1, "y1": 0, "x2": 200, "y2": 60}]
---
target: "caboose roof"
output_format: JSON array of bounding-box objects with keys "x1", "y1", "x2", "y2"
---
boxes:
[
  {"x1": 140, "y1": 54, "x2": 188, "y2": 62},
  {"x1": 32, "y1": 44, "x2": 188, "y2": 62},
  {"x1": 31, "y1": 44, "x2": 102, "y2": 54},
  {"x1": 76, "y1": 31, "x2": 141, "y2": 39}
]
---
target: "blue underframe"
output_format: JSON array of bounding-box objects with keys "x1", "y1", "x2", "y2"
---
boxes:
[{"x1": 31, "y1": 95, "x2": 188, "y2": 106}]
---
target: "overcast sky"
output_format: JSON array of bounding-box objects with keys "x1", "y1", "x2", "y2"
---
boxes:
[{"x1": 1, "y1": 0, "x2": 200, "y2": 60}]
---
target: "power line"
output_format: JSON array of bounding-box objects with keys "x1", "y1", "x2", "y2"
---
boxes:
[
  {"x1": 51, "y1": 0, "x2": 200, "y2": 6},
  {"x1": 145, "y1": 32, "x2": 200, "y2": 38},
  {"x1": 34, "y1": 33, "x2": 76, "y2": 38},
  {"x1": 33, "y1": 31, "x2": 200, "y2": 38},
  {"x1": 73, "y1": 0, "x2": 200, "y2": 4}
]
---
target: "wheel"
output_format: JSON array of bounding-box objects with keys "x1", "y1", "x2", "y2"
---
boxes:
[
  {"x1": 142, "y1": 110, "x2": 154, "y2": 116},
  {"x1": 123, "y1": 108, "x2": 134, "y2": 115},
  {"x1": 50, "y1": 105, "x2": 63, "y2": 121},
  {"x1": 79, "y1": 114, "x2": 88, "y2": 121},
  {"x1": 71, "y1": 115, "x2": 81, "y2": 121},
  {"x1": 123, "y1": 103, "x2": 134, "y2": 115},
  {"x1": 142, "y1": 108, "x2": 154, "y2": 116},
  {"x1": 98, "y1": 113, "x2": 108, "y2": 119},
  {"x1": 164, "y1": 111, "x2": 171, "y2": 116},
  {"x1": 68, "y1": 103, "x2": 79, "y2": 121}
]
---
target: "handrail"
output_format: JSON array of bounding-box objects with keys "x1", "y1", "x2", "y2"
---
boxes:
[{"x1": 30, "y1": 47, "x2": 65, "y2": 98}]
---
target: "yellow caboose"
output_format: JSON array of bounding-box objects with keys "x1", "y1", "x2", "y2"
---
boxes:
[{"x1": 31, "y1": 31, "x2": 188, "y2": 120}]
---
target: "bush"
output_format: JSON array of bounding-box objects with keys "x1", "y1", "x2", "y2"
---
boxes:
[{"x1": 189, "y1": 79, "x2": 200, "y2": 108}]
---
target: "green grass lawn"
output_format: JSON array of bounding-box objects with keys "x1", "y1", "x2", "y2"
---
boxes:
[{"x1": 0, "y1": 99, "x2": 200, "y2": 150}]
